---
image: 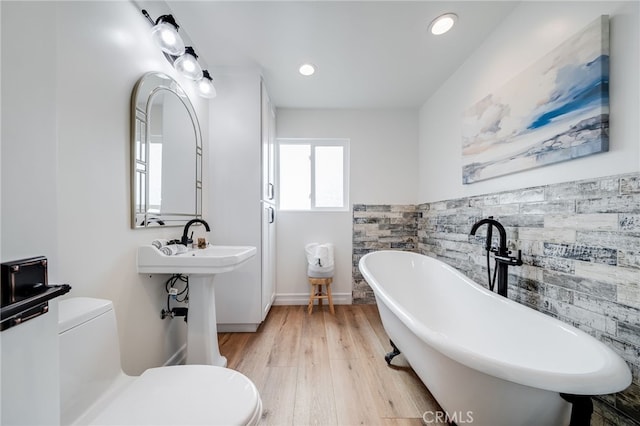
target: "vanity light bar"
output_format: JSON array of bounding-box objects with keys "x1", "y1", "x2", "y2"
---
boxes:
[{"x1": 141, "y1": 10, "x2": 216, "y2": 99}]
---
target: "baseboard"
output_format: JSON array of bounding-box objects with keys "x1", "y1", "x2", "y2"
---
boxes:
[
  {"x1": 218, "y1": 323, "x2": 260, "y2": 332},
  {"x1": 274, "y1": 292, "x2": 353, "y2": 305},
  {"x1": 164, "y1": 344, "x2": 187, "y2": 366}
]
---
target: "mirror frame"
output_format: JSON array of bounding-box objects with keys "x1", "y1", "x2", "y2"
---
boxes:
[{"x1": 130, "y1": 72, "x2": 203, "y2": 229}]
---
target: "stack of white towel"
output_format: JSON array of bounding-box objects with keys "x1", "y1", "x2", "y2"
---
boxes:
[
  {"x1": 305, "y1": 243, "x2": 335, "y2": 278},
  {"x1": 151, "y1": 239, "x2": 188, "y2": 256}
]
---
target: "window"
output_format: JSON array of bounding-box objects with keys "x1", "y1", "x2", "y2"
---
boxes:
[{"x1": 278, "y1": 139, "x2": 349, "y2": 211}]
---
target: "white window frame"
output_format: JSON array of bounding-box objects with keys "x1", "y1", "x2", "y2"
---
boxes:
[{"x1": 277, "y1": 138, "x2": 350, "y2": 212}]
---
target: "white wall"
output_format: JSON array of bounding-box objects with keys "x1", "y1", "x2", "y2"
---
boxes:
[
  {"x1": 1, "y1": 1, "x2": 210, "y2": 375},
  {"x1": 276, "y1": 109, "x2": 418, "y2": 301},
  {"x1": 419, "y1": 1, "x2": 640, "y2": 203},
  {"x1": 2, "y1": 2, "x2": 59, "y2": 270}
]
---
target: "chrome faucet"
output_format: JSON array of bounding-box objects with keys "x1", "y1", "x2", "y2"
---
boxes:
[
  {"x1": 181, "y1": 219, "x2": 211, "y2": 246},
  {"x1": 469, "y1": 216, "x2": 522, "y2": 297}
]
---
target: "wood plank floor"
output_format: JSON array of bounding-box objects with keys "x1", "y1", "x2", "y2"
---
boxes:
[{"x1": 218, "y1": 304, "x2": 441, "y2": 426}]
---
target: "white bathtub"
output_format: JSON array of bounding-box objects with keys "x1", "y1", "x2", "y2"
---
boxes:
[{"x1": 359, "y1": 250, "x2": 631, "y2": 426}]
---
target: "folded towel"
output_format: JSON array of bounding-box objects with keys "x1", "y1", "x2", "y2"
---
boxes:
[
  {"x1": 305, "y1": 243, "x2": 335, "y2": 278},
  {"x1": 152, "y1": 239, "x2": 170, "y2": 249},
  {"x1": 160, "y1": 244, "x2": 188, "y2": 256},
  {"x1": 305, "y1": 243, "x2": 334, "y2": 268}
]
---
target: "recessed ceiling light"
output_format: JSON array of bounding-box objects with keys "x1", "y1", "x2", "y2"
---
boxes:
[
  {"x1": 429, "y1": 13, "x2": 457, "y2": 35},
  {"x1": 299, "y1": 63, "x2": 316, "y2": 76}
]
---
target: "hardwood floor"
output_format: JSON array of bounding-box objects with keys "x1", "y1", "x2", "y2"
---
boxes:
[{"x1": 218, "y1": 304, "x2": 441, "y2": 426}]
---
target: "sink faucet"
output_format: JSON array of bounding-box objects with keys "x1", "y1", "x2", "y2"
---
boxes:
[
  {"x1": 181, "y1": 219, "x2": 211, "y2": 246},
  {"x1": 470, "y1": 216, "x2": 521, "y2": 297}
]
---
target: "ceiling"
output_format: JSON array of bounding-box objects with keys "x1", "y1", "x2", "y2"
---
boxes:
[{"x1": 163, "y1": 1, "x2": 520, "y2": 109}]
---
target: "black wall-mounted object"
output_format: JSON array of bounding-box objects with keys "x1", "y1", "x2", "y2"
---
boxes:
[{"x1": 1, "y1": 256, "x2": 71, "y2": 331}]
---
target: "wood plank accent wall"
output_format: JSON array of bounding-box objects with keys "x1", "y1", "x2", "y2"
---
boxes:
[{"x1": 352, "y1": 172, "x2": 640, "y2": 425}]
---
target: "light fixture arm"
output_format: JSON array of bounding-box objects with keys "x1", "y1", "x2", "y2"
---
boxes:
[
  {"x1": 142, "y1": 10, "x2": 180, "y2": 30},
  {"x1": 141, "y1": 9, "x2": 155, "y2": 25},
  {"x1": 167, "y1": 46, "x2": 199, "y2": 62},
  {"x1": 184, "y1": 46, "x2": 198, "y2": 60}
]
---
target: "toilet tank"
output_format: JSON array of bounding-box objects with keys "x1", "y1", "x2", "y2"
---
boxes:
[{"x1": 59, "y1": 297, "x2": 129, "y2": 425}]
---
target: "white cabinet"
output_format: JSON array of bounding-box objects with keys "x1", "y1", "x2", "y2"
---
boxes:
[
  {"x1": 209, "y1": 70, "x2": 276, "y2": 331},
  {"x1": 261, "y1": 80, "x2": 277, "y2": 320},
  {"x1": 261, "y1": 202, "x2": 276, "y2": 319},
  {"x1": 262, "y1": 81, "x2": 276, "y2": 204}
]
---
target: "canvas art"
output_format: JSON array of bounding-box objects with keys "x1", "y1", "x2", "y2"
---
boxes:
[{"x1": 461, "y1": 16, "x2": 610, "y2": 184}]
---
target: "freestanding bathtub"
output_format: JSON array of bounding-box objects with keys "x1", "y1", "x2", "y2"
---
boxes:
[{"x1": 359, "y1": 250, "x2": 631, "y2": 426}]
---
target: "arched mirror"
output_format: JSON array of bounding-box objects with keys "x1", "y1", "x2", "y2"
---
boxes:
[{"x1": 131, "y1": 72, "x2": 202, "y2": 228}]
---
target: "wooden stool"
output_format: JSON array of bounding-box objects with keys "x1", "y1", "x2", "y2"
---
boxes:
[{"x1": 307, "y1": 277, "x2": 334, "y2": 314}]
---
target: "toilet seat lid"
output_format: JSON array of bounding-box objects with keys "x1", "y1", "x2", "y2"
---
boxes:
[{"x1": 91, "y1": 365, "x2": 261, "y2": 425}]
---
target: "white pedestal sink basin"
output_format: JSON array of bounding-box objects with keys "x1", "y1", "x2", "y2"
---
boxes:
[{"x1": 137, "y1": 245, "x2": 257, "y2": 367}]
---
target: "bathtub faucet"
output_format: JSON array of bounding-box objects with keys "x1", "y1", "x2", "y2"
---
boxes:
[
  {"x1": 470, "y1": 217, "x2": 507, "y2": 254},
  {"x1": 470, "y1": 217, "x2": 522, "y2": 297}
]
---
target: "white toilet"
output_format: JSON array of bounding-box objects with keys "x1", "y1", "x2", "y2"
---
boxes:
[{"x1": 58, "y1": 297, "x2": 262, "y2": 425}]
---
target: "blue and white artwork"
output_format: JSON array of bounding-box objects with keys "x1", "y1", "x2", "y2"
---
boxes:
[{"x1": 462, "y1": 16, "x2": 609, "y2": 184}]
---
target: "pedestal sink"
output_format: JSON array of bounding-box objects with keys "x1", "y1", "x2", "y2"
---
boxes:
[{"x1": 137, "y1": 245, "x2": 256, "y2": 367}]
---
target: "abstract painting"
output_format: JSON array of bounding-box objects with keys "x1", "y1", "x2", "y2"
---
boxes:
[{"x1": 462, "y1": 16, "x2": 610, "y2": 184}]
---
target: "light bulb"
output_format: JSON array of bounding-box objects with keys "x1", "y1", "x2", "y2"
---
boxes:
[
  {"x1": 183, "y1": 60, "x2": 196, "y2": 73},
  {"x1": 299, "y1": 63, "x2": 316, "y2": 76},
  {"x1": 150, "y1": 16, "x2": 185, "y2": 56},
  {"x1": 160, "y1": 27, "x2": 177, "y2": 46},
  {"x1": 174, "y1": 47, "x2": 203, "y2": 80},
  {"x1": 198, "y1": 71, "x2": 217, "y2": 99}
]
